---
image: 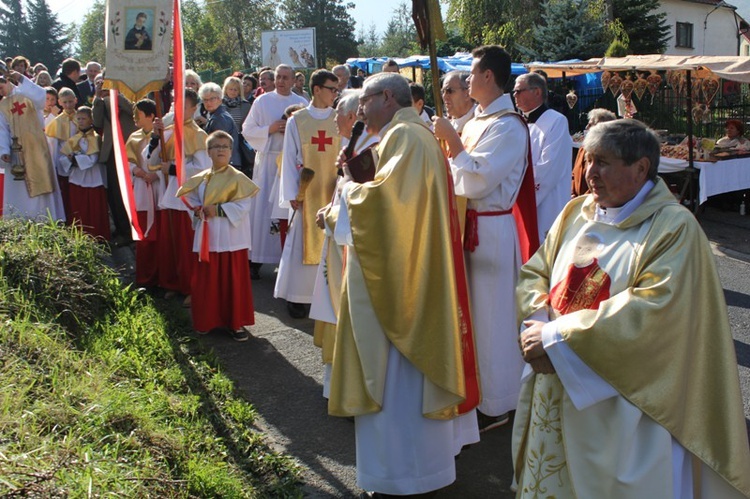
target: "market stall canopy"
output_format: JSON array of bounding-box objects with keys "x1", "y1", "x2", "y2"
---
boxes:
[
  {"x1": 346, "y1": 53, "x2": 527, "y2": 75},
  {"x1": 528, "y1": 55, "x2": 750, "y2": 83}
]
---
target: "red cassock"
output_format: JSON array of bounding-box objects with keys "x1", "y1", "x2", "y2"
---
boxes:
[
  {"x1": 549, "y1": 258, "x2": 611, "y2": 314},
  {"x1": 191, "y1": 250, "x2": 254, "y2": 332},
  {"x1": 135, "y1": 211, "x2": 160, "y2": 286},
  {"x1": 68, "y1": 184, "x2": 111, "y2": 241},
  {"x1": 157, "y1": 208, "x2": 195, "y2": 295}
]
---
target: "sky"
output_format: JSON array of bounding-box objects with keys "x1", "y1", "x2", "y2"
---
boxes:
[{"x1": 46, "y1": 0, "x2": 415, "y2": 38}]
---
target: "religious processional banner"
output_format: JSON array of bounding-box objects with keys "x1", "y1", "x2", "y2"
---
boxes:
[
  {"x1": 261, "y1": 29, "x2": 317, "y2": 69},
  {"x1": 104, "y1": 0, "x2": 172, "y2": 101}
]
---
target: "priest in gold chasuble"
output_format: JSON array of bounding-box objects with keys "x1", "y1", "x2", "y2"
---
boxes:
[
  {"x1": 275, "y1": 70, "x2": 341, "y2": 316},
  {"x1": 0, "y1": 71, "x2": 65, "y2": 221},
  {"x1": 328, "y1": 73, "x2": 478, "y2": 497},
  {"x1": 514, "y1": 120, "x2": 750, "y2": 499}
]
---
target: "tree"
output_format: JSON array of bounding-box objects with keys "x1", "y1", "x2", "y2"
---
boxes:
[
  {"x1": 0, "y1": 0, "x2": 30, "y2": 59},
  {"x1": 182, "y1": 0, "x2": 232, "y2": 71},
  {"x1": 526, "y1": 0, "x2": 610, "y2": 62},
  {"x1": 356, "y1": 23, "x2": 381, "y2": 58},
  {"x1": 445, "y1": 0, "x2": 539, "y2": 59},
  {"x1": 206, "y1": 0, "x2": 277, "y2": 69},
  {"x1": 26, "y1": 0, "x2": 71, "y2": 70},
  {"x1": 77, "y1": 0, "x2": 106, "y2": 66},
  {"x1": 379, "y1": 2, "x2": 418, "y2": 58},
  {"x1": 281, "y1": 0, "x2": 358, "y2": 66},
  {"x1": 611, "y1": 0, "x2": 669, "y2": 54}
]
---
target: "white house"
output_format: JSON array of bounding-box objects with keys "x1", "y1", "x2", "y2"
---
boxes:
[{"x1": 658, "y1": 0, "x2": 748, "y2": 56}]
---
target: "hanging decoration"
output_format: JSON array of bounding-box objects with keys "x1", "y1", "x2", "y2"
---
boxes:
[
  {"x1": 702, "y1": 77, "x2": 720, "y2": 107},
  {"x1": 566, "y1": 89, "x2": 578, "y2": 109},
  {"x1": 600, "y1": 71, "x2": 611, "y2": 93},
  {"x1": 646, "y1": 71, "x2": 662, "y2": 98},
  {"x1": 633, "y1": 73, "x2": 648, "y2": 100},
  {"x1": 609, "y1": 73, "x2": 623, "y2": 97},
  {"x1": 620, "y1": 77, "x2": 635, "y2": 101}
]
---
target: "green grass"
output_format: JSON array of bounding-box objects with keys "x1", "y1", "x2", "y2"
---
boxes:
[{"x1": 0, "y1": 218, "x2": 302, "y2": 498}]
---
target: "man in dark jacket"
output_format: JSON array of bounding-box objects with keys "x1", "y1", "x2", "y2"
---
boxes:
[{"x1": 52, "y1": 58, "x2": 83, "y2": 108}]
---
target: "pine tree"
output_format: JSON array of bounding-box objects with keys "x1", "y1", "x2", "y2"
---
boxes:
[
  {"x1": 27, "y1": 0, "x2": 71, "y2": 69},
  {"x1": 77, "y1": 0, "x2": 106, "y2": 67},
  {"x1": 528, "y1": 0, "x2": 609, "y2": 62},
  {"x1": 612, "y1": 0, "x2": 669, "y2": 54},
  {"x1": 281, "y1": 0, "x2": 358, "y2": 66},
  {"x1": 0, "y1": 0, "x2": 30, "y2": 59},
  {"x1": 379, "y1": 2, "x2": 418, "y2": 58}
]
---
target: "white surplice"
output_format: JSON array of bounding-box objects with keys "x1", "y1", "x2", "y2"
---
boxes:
[{"x1": 241, "y1": 90, "x2": 307, "y2": 264}]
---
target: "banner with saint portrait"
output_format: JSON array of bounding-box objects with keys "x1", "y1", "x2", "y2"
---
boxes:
[{"x1": 104, "y1": 0, "x2": 172, "y2": 101}]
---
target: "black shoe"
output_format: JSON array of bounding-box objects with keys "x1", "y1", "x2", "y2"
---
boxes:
[
  {"x1": 287, "y1": 301, "x2": 307, "y2": 319},
  {"x1": 230, "y1": 328, "x2": 249, "y2": 342},
  {"x1": 477, "y1": 411, "x2": 511, "y2": 433},
  {"x1": 250, "y1": 262, "x2": 261, "y2": 280}
]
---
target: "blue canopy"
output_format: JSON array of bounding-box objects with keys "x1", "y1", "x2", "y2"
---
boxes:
[{"x1": 346, "y1": 53, "x2": 528, "y2": 75}]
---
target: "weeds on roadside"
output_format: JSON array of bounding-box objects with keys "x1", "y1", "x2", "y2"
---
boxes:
[{"x1": 0, "y1": 218, "x2": 301, "y2": 497}]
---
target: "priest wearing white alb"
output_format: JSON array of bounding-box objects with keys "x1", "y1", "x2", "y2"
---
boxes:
[
  {"x1": 513, "y1": 72, "x2": 572, "y2": 243},
  {"x1": 241, "y1": 65, "x2": 307, "y2": 279}
]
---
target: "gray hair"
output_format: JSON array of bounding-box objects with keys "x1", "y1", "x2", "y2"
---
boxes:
[
  {"x1": 443, "y1": 70, "x2": 470, "y2": 89},
  {"x1": 517, "y1": 72, "x2": 547, "y2": 101},
  {"x1": 583, "y1": 119, "x2": 660, "y2": 180},
  {"x1": 198, "y1": 82, "x2": 222, "y2": 100},
  {"x1": 337, "y1": 89, "x2": 361, "y2": 115},
  {"x1": 587, "y1": 108, "x2": 617, "y2": 127},
  {"x1": 185, "y1": 69, "x2": 202, "y2": 87},
  {"x1": 275, "y1": 64, "x2": 294, "y2": 77},
  {"x1": 363, "y1": 73, "x2": 412, "y2": 108},
  {"x1": 332, "y1": 64, "x2": 350, "y2": 78},
  {"x1": 259, "y1": 69, "x2": 275, "y2": 80}
]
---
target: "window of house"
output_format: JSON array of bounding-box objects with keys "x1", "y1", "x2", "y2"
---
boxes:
[{"x1": 676, "y1": 22, "x2": 693, "y2": 49}]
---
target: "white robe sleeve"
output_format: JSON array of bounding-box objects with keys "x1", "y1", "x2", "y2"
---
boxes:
[
  {"x1": 242, "y1": 100, "x2": 270, "y2": 153},
  {"x1": 220, "y1": 196, "x2": 253, "y2": 227},
  {"x1": 541, "y1": 321, "x2": 619, "y2": 410},
  {"x1": 279, "y1": 114, "x2": 303, "y2": 208},
  {"x1": 59, "y1": 154, "x2": 74, "y2": 175},
  {"x1": 450, "y1": 116, "x2": 527, "y2": 199},
  {"x1": 333, "y1": 182, "x2": 353, "y2": 246},
  {"x1": 0, "y1": 110, "x2": 10, "y2": 157},
  {"x1": 531, "y1": 117, "x2": 573, "y2": 206}
]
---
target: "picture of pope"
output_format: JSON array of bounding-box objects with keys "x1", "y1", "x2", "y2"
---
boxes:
[{"x1": 125, "y1": 11, "x2": 152, "y2": 51}]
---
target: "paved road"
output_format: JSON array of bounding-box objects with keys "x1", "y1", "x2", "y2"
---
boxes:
[{"x1": 111, "y1": 207, "x2": 750, "y2": 498}]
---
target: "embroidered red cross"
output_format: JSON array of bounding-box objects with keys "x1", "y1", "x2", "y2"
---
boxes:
[
  {"x1": 11, "y1": 101, "x2": 27, "y2": 116},
  {"x1": 311, "y1": 130, "x2": 333, "y2": 152}
]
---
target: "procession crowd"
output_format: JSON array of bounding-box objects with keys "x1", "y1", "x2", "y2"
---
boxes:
[{"x1": 1, "y1": 47, "x2": 749, "y2": 499}]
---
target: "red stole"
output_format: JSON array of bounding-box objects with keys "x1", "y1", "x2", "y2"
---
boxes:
[{"x1": 549, "y1": 258, "x2": 611, "y2": 314}]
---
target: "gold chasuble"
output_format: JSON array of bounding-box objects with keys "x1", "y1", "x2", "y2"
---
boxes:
[
  {"x1": 177, "y1": 164, "x2": 259, "y2": 205},
  {"x1": 45, "y1": 110, "x2": 76, "y2": 142},
  {"x1": 514, "y1": 180, "x2": 750, "y2": 497},
  {"x1": 293, "y1": 109, "x2": 340, "y2": 264},
  {"x1": 126, "y1": 129, "x2": 156, "y2": 171},
  {"x1": 0, "y1": 95, "x2": 55, "y2": 197},
  {"x1": 329, "y1": 108, "x2": 468, "y2": 420},
  {"x1": 60, "y1": 129, "x2": 101, "y2": 157},
  {"x1": 163, "y1": 119, "x2": 207, "y2": 163}
]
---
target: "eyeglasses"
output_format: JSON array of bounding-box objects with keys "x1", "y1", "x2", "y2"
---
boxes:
[
  {"x1": 359, "y1": 90, "x2": 385, "y2": 105},
  {"x1": 513, "y1": 88, "x2": 534, "y2": 95},
  {"x1": 441, "y1": 87, "x2": 466, "y2": 95},
  {"x1": 203, "y1": 96, "x2": 221, "y2": 102},
  {"x1": 321, "y1": 85, "x2": 340, "y2": 94},
  {"x1": 208, "y1": 145, "x2": 231, "y2": 150}
]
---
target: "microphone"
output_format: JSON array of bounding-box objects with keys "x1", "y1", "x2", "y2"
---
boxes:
[{"x1": 344, "y1": 121, "x2": 365, "y2": 160}]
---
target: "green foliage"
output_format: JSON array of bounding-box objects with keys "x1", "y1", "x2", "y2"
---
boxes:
[
  {"x1": 76, "y1": 0, "x2": 106, "y2": 65},
  {"x1": 281, "y1": 0, "x2": 359, "y2": 65},
  {"x1": 612, "y1": 0, "x2": 669, "y2": 55},
  {"x1": 0, "y1": 0, "x2": 30, "y2": 59},
  {"x1": 435, "y1": 30, "x2": 470, "y2": 57},
  {"x1": 182, "y1": 0, "x2": 232, "y2": 71},
  {"x1": 379, "y1": 1, "x2": 419, "y2": 58},
  {"x1": 445, "y1": 0, "x2": 539, "y2": 59},
  {"x1": 26, "y1": 0, "x2": 72, "y2": 71},
  {"x1": 525, "y1": 0, "x2": 610, "y2": 62},
  {"x1": 605, "y1": 38, "x2": 629, "y2": 57},
  {"x1": 356, "y1": 23, "x2": 382, "y2": 58},
  {"x1": 205, "y1": 0, "x2": 277, "y2": 69},
  {"x1": 0, "y1": 218, "x2": 301, "y2": 497}
]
